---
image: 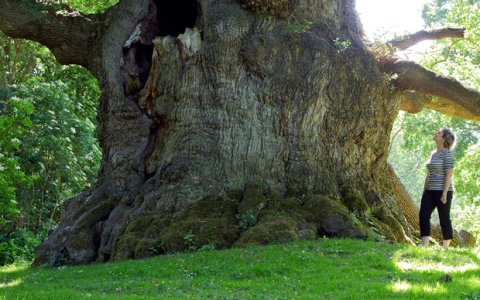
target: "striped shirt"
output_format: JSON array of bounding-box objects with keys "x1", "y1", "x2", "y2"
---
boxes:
[{"x1": 426, "y1": 149, "x2": 455, "y2": 191}]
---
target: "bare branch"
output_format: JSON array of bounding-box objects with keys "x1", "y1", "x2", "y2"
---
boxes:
[
  {"x1": 388, "y1": 28, "x2": 465, "y2": 51},
  {"x1": 0, "y1": 0, "x2": 104, "y2": 68},
  {"x1": 429, "y1": 39, "x2": 462, "y2": 68},
  {"x1": 385, "y1": 60, "x2": 480, "y2": 121}
]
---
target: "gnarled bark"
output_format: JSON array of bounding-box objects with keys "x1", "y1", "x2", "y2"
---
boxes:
[{"x1": 0, "y1": 0, "x2": 476, "y2": 266}]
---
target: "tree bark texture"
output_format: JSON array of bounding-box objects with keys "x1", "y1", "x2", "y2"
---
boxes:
[{"x1": 1, "y1": 0, "x2": 474, "y2": 265}]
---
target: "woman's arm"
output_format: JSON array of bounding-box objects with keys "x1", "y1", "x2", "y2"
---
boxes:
[
  {"x1": 441, "y1": 150, "x2": 455, "y2": 204},
  {"x1": 423, "y1": 175, "x2": 430, "y2": 194},
  {"x1": 423, "y1": 150, "x2": 435, "y2": 194},
  {"x1": 441, "y1": 169, "x2": 453, "y2": 204}
]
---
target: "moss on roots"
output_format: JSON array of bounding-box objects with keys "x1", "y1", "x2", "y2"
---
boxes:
[
  {"x1": 234, "y1": 215, "x2": 299, "y2": 247},
  {"x1": 342, "y1": 188, "x2": 371, "y2": 219},
  {"x1": 113, "y1": 188, "x2": 408, "y2": 260}
]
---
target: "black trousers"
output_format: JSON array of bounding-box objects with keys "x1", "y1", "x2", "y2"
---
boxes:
[{"x1": 419, "y1": 190, "x2": 453, "y2": 240}]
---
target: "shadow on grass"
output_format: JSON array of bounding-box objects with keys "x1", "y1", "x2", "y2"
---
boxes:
[{"x1": 387, "y1": 246, "x2": 480, "y2": 299}]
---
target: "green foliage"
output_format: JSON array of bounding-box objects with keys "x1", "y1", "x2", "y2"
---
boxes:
[
  {"x1": 33, "y1": 0, "x2": 118, "y2": 13},
  {"x1": 455, "y1": 205, "x2": 480, "y2": 242},
  {"x1": 455, "y1": 146, "x2": 480, "y2": 205},
  {"x1": 0, "y1": 18, "x2": 101, "y2": 262},
  {"x1": 183, "y1": 230, "x2": 196, "y2": 251},
  {"x1": 237, "y1": 202, "x2": 266, "y2": 231},
  {"x1": 10, "y1": 81, "x2": 101, "y2": 231},
  {"x1": 66, "y1": 0, "x2": 119, "y2": 13},
  {"x1": 333, "y1": 37, "x2": 351, "y2": 53},
  {"x1": 238, "y1": 210, "x2": 258, "y2": 231},
  {"x1": 0, "y1": 229, "x2": 40, "y2": 266},
  {"x1": 0, "y1": 35, "x2": 37, "y2": 86},
  {"x1": 422, "y1": 0, "x2": 480, "y2": 88},
  {"x1": 1, "y1": 239, "x2": 479, "y2": 299},
  {"x1": 0, "y1": 91, "x2": 35, "y2": 228}
]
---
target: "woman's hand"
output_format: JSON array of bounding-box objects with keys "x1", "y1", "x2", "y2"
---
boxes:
[{"x1": 441, "y1": 193, "x2": 447, "y2": 204}]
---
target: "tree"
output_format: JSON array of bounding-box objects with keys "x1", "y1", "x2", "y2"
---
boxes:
[
  {"x1": 12, "y1": 81, "x2": 101, "y2": 232},
  {"x1": 0, "y1": 29, "x2": 101, "y2": 230},
  {"x1": 1, "y1": 0, "x2": 479, "y2": 266},
  {"x1": 0, "y1": 27, "x2": 101, "y2": 264},
  {"x1": 0, "y1": 91, "x2": 34, "y2": 228}
]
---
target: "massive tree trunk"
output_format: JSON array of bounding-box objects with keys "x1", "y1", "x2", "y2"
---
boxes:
[{"x1": 1, "y1": 0, "x2": 478, "y2": 265}]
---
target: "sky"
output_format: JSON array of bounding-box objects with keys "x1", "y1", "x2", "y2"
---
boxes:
[
  {"x1": 355, "y1": 0, "x2": 433, "y2": 58},
  {"x1": 355, "y1": 0, "x2": 431, "y2": 39}
]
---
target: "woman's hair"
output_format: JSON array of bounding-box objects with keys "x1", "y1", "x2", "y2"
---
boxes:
[{"x1": 441, "y1": 127, "x2": 456, "y2": 150}]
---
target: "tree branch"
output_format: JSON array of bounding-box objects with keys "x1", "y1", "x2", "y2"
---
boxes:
[
  {"x1": 0, "y1": 0, "x2": 104, "y2": 69},
  {"x1": 388, "y1": 28, "x2": 465, "y2": 51},
  {"x1": 398, "y1": 90, "x2": 432, "y2": 114},
  {"x1": 385, "y1": 60, "x2": 480, "y2": 121}
]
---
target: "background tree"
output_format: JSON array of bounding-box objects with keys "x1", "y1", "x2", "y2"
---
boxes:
[
  {"x1": 0, "y1": 91, "x2": 33, "y2": 228},
  {"x1": 1, "y1": 0, "x2": 479, "y2": 266},
  {"x1": 0, "y1": 27, "x2": 100, "y2": 264}
]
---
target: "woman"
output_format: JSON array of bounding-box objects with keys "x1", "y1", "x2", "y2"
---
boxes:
[{"x1": 419, "y1": 127, "x2": 456, "y2": 249}]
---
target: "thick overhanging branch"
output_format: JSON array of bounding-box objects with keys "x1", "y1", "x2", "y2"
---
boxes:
[
  {"x1": 385, "y1": 60, "x2": 480, "y2": 121},
  {"x1": 398, "y1": 90, "x2": 432, "y2": 114},
  {"x1": 387, "y1": 28, "x2": 465, "y2": 51},
  {"x1": 0, "y1": 0, "x2": 104, "y2": 68}
]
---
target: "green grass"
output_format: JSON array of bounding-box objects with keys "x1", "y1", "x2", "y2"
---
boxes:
[{"x1": 1, "y1": 239, "x2": 479, "y2": 299}]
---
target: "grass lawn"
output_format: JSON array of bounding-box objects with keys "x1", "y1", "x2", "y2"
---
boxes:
[{"x1": 1, "y1": 238, "x2": 479, "y2": 299}]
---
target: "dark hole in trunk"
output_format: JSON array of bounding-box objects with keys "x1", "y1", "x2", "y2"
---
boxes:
[
  {"x1": 122, "y1": 0, "x2": 199, "y2": 98},
  {"x1": 135, "y1": 44, "x2": 154, "y2": 84},
  {"x1": 121, "y1": 44, "x2": 155, "y2": 98},
  {"x1": 154, "y1": 0, "x2": 198, "y2": 37}
]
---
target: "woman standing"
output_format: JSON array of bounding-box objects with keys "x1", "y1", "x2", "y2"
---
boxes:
[{"x1": 419, "y1": 127, "x2": 456, "y2": 249}]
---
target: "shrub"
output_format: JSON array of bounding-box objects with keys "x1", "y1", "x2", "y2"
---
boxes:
[{"x1": 0, "y1": 229, "x2": 41, "y2": 265}]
